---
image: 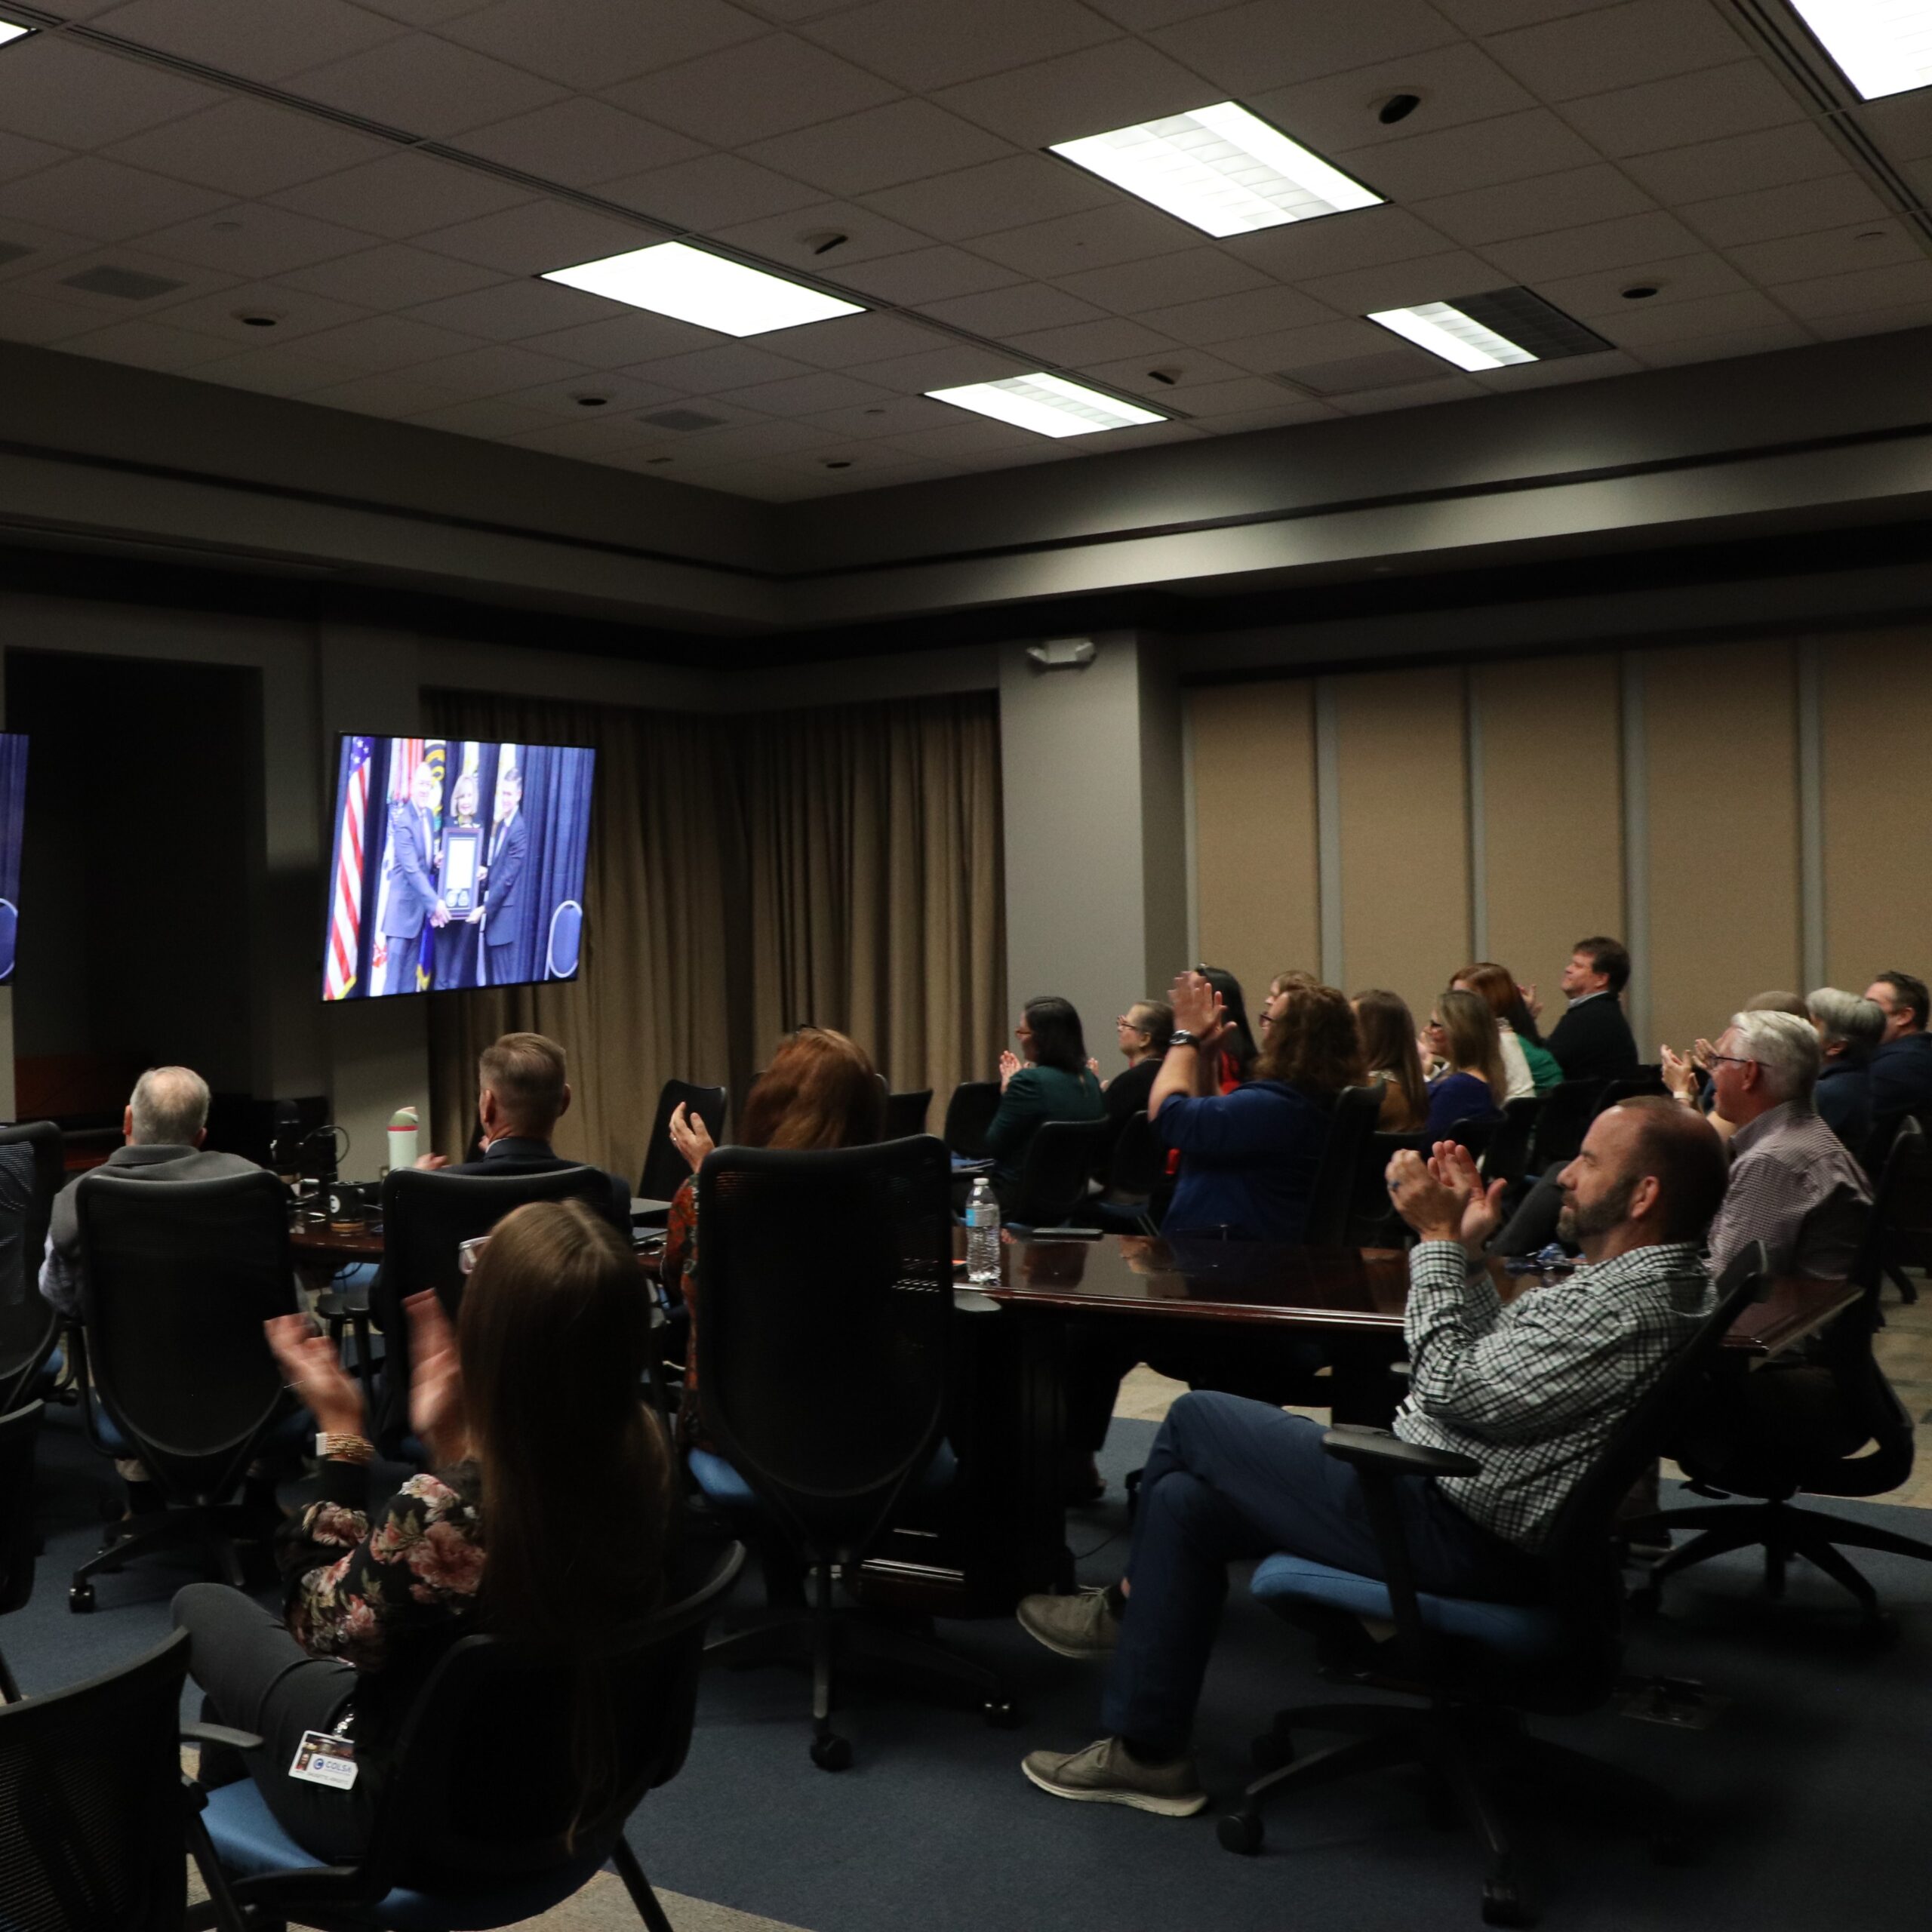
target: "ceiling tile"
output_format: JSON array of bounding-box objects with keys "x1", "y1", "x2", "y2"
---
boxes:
[
  {"x1": 1149, "y1": 373, "x2": 1311, "y2": 417},
  {"x1": 416, "y1": 342, "x2": 598, "y2": 397},
  {"x1": 1678, "y1": 174, "x2": 1890, "y2": 250},
  {"x1": 860, "y1": 153, "x2": 1114, "y2": 242},
  {"x1": 294, "y1": 310, "x2": 490, "y2": 371},
  {"x1": 1588, "y1": 285, "x2": 1795, "y2": 346},
  {"x1": 595, "y1": 152, "x2": 825, "y2": 231},
  {"x1": 521, "y1": 306, "x2": 719, "y2": 364},
  {"x1": 405, "y1": 393, "x2": 573, "y2": 438},
  {"x1": 1771, "y1": 260, "x2": 1932, "y2": 321},
  {"x1": 801, "y1": 0, "x2": 1118, "y2": 91},
  {"x1": 1617, "y1": 124, "x2": 1844, "y2": 203},
  {"x1": 301, "y1": 368, "x2": 475, "y2": 417},
  {"x1": 931, "y1": 40, "x2": 1212, "y2": 147},
  {"x1": 10, "y1": 235, "x2": 223, "y2": 306},
  {"x1": 1633, "y1": 321, "x2": 1812, "y2": 364},
  {"x1": 278, "y1": 242, "x2": 506, "y2": 309},
  {"x1": 1725, "y1": 222, "x2": 1921, "y2": 288},
  {"x1": 1146, "y1": 0, "x2": 1459, "y2": 94},
  {"x1": 0, "y1": 282, "x2": 106, "y2": 343},
  {"x1": 707, "y1": 198, "x2": 930, "y2": 268},
  {"x1": 1222, "y1": 205, "x2": 1463, "y2": 281},
  {"x1": 601, "y1": 35, "x2": 900, "y2": 146},
  {"x1": 1411, "y1": 164, "x2": 1655, "y2": 247},
  {"x1": 1135, "y1": 282, "x2": 1335, "y2": 345},
  {"x1": 438, "y1": 0, "x2": 767, "y2": 89},
  {"x1": 1053, "y1": 245, "x2": 1274, "y2": 314},
  {"x1": 918, "y1": 281, "x2": 1109, "y2": 337},
  {"x1": 135, "y1": 204, "x2": 375, "y2": 276},
  {"x1": 1246, "y1": 43, "x2": 1538, "y2": 160},
  {"x1": 1188, "y1": 398, "x2": 1337, "y2": 432},
  {"x1": 1860, "y1": 90, "x2": 1932, "y2": 164},
  {"x1": 459, "y1": 100, "x2": 705, "y2": 187},
  {"x1": 0, "y1": 156, "x2": 229, "y2": 244},
  {"x1": 626, "y1": 340, "x2": 811, "y2": 391},
  {"x1": 60, "y1": 314, "x2": 235, "y2": 371},
  {"x1": 1211, "y1": 313, "x2": 1408, "y2": 371},
  {"x1": 1805, "y1": 299, "x2": 1932, "y2": 341},
  {"x1": 416, "y1": 202, "x2": 653, "y2": 274},
  {"x1": 1328, "y1": 371, "x2": 1483, "y2": 412},
  {"x1": 1430, "y1": 0, "x2": 1625, "y2": 28},
  {"x1": 667, "y1": 417, "x2": 849, "y2": 457},
  {"x1": 1338, "y1": 109, "x2": 1598, "y2": 202},
  {"x1": 1465, "y1": 346, "x2": 1642, "y2": 389},
  {"x1": 189, "y1": 343, "x2": 367, "y2": 395},
  {"x1": 1297, "y1": 249, "x2": 1501, "y2": 312},
  {"x1": 94, "y1": 0, "x2": 405, "y2": 80},
  {"x1": 1532, "y1": 248, "x2": 1749, "y2": 316},
  {"x1": 105, "y1": 99, "x2": 390, "y2": 198},
  {"x1": 0, "y1": 130, "x2": 72, "y2": 186},
  {"x1": 1558, "y1": 60, "x2": 1804, "y2": 159},
  {"x1": 1078, "y1": 347, "x2": 1255, "y2": 393},
  {"x1": 141, "y1": 277, "x2": 370, "y2": 344},
  {"x1": 836, "y1": 245, "x2": 1025, "y2": 304},
  {"x1": 353, "y1": 0, "x2": 496, "y2": 20},
  {"x1": 1484, "y1": 0, "x2": 1745, "y2": 101},
  {"x1": 268, "y1": 151, "x2": 536, "y2": 241},
  {"x1": 489, "y1": 370, "x2": 687, "y2": 414},
  {"x1": 879, "y1": 417, "x2": 1044, "y2": 460},
  {"x1": 292, "y1": 33, "x2": 568, "y2": 139},
  {"x1": 969, "y1": 203, "x2": 1198, "y2": 280},
  {"x1": 0, "y1": 38, "x2": 223, "y2": 148},
  {"x1": 839, "y1": 342, "x2": 1030, "y2": 389},
  {"x1": 764, "y1": 309, "x2": 946, "y2": 365},
  {"x1": 791, "y1": 392, "x2": 961, "y2": 438},
  {"x1": 402, "y1": 276, "x2": 609, "y2": 340},
  {"x1": 1481, "y1": 209, "x2": 1703, "y2": 281},
  {"x1": 1079, "y1": 0, "x2": 1256, "y2": 25},
  {"x1": 740, "y1": 100, "x2": 1013, "y2": 198},
  {"x1": 1004, "y1": 314, "x2": 1178, "y2": 362},
  {"x1": 497, "y1": 415, "x2": 669, "y2": 457}
]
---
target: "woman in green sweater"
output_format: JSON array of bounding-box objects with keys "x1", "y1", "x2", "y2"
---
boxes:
[{"x1": 985, "y1": 995, "x2": 1104, "y2": 1195}]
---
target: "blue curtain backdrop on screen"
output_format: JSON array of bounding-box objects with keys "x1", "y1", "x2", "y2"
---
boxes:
[{"x1": 0, "y1": 733, "x2": 26, "y2": 984}]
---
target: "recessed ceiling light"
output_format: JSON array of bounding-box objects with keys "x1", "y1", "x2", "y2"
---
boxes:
[
  {"x1": 1368, "y1": 302, "x2": 1537, "y2": 371},
  {"x1": 542, "y1": 241, "x2": 863, "y2": 338},
  {"x1": 1787, "y1": 0, "x2": 1932, "y2": 99},
  {"x1": 1620, "y1": 284, "x2": 1660, "y2": 300},
  {"x1": 1377, "y1": 92, "x2": 1423, "y2": 125},
  {"x1": 1049, "y1": 100, "x2": 1381, "y2": 238},
  {"x1": 926, "y1": 373, "x2": 1165, "y2": 438},
  {"x1": 0, "y1": 20, "x2": 33, "y2": 47}
]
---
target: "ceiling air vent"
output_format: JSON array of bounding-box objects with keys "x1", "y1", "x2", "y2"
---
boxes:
[
  {"x1": 1444, "y1": 287, "x2": 1610, "y2": 359},
  {"x1": 638, "y1": 408, "x2": 726, "y2": 432},
  {"x1": 60, "y1": 266, "x2": 187, "y2": 300}
]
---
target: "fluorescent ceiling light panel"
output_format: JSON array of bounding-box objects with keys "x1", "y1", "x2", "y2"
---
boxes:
[
  {"x1": 1788, "y1": 0, "x2": 1932, "y2": 99},
  {"x1": 542, "y1": 241, "x2": 862, "y2": 337},
  {"x1": 1367, "y1": 302, "x2": 1537, "y2": 371},
  {"x1": 0, "y1": 20, "x2": 32, "y2": 44},
  {"x1": 1050, "y1": 101, "x2": 1381, "y2": 238},
  {"x1": 925, "y1": 374, "x2": 1164, "y2": 438}
]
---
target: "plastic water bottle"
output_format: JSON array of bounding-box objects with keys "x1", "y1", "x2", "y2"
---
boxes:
[{"x1": 965, "y1": 1177, "x2": 1001, "y2": 1284}]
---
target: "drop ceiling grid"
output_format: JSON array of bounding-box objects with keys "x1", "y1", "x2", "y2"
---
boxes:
[{"x1": 0, "y1": 0, "x2": 1915, "y2": 497}]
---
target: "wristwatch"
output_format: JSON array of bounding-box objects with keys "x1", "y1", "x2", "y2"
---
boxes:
[
  {"x1": 316, "y1": 1432, "x2": 374, "y2": 1466},
  {"x1": 1169, "y1": 1029, "x2": 1201, "y2": 1050}
]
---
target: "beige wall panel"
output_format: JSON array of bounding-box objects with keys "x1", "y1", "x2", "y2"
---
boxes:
[
  {"x1": 1334, "y1": 666, "x2": 1469, "y2": 1023},
  {"x1": 1476, "y1": 654, "x2": 1624, "y2": 999},
  {"x1": 1190, "y1": 681, "x2": 1319, "y2": 1004},
  {"x1": 1820, "y1": 629, "x2": 1932, "y2": 992},
  {"x1": 1645, "y1": 639, "x2": 1801, "y2": 1053}
]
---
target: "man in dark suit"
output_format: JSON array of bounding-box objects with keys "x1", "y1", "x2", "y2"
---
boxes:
[
  {"x1": 379, "y1": 758, "x2": 446, "y2": 996},
  {"x1": 478, "y1": 763, "x2": 531, "y2": 988},
  {"x1": 1863, "y1": 969, "x2": 1932, "y2": 1134},
  {"x1": 1546, "y1": 935, "x2": 1640, "y2": 1084}
]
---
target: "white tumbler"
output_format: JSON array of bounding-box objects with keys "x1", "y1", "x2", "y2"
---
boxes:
[{"x1": 387, "y1": 1106, "x2": 420, "y2": 1174}]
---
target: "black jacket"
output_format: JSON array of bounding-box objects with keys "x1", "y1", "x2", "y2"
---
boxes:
[
  {"x1": 1869, "y1": 1032, "x2": 1932, "y2": 1133},
  {"x1": 1546, "y1": 992, "x2": 1638, "y2": 1085},
  {"x1": 448, "y1": 1135, "x2": 630, "y2": 1233}
]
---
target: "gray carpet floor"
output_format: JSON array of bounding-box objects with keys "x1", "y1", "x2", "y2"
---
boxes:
[{"x1": 12, "y1": 1398, "x2": 1932, "y2": 1932}]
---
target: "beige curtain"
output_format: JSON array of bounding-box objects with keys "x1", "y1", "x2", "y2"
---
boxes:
[{"x1": 423, "y1": 688, "x2": 1004, "y2": 1165}]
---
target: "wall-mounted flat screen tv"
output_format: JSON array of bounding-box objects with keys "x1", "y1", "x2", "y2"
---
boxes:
[
  {"x1": 321, "y1": 735, "x2": 594, "y2": 1001},
  {"x1": 0, "y1": 733, "x2": 24, "y2": 984}
]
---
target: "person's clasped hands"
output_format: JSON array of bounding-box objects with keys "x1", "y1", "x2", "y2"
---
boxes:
[{"x1": 1385, "y1": 1140, "x2": 1506, "y2": 1258}]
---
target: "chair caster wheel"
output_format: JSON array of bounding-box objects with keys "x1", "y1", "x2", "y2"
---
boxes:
[
  {"x1": 69, "y1": 1584, "x2": 94, "y2": 1613},
  {"x1": 1481, "y1": 1868, "x2": 1537, "y2": 1927},
  {"x1": 1217, "y1": 1810, "x2": 1262, "y2": 1856},
  {"x1": 810, "y1": 1734, "x2": 852, "y2": 1771},
  {"x1": 983, "y1": 1699, "x2": 1021, "y2": 1730},
  {"x1": 1250, "y1": 1732, "x2": 1291, "y2": 1772}
]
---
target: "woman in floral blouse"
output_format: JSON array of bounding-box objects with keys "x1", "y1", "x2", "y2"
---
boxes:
[{"x1": 173, "y1": 1198, "x2": 674, "y2": 1863}]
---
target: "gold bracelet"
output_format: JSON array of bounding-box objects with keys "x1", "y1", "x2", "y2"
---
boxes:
[{"x1": 315, "y1": 1431, "x2": 374, "y2": 1466}]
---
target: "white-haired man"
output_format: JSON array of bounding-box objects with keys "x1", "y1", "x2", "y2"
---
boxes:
[{"x1": 1702, "y1": 1010, "x2": 1870, "y2": 1282}]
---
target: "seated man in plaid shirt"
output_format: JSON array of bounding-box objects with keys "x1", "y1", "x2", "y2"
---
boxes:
[{"x1": 1016, "y1": 1096, "x2": 1727, "y2": 1819}]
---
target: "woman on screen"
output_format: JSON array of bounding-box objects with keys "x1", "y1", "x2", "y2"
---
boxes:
[{"x1": 432, "y1": 768, "x2": 483, "y2": 990}]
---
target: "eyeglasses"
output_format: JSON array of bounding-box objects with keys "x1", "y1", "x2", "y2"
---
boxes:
[{"x1": 1705, "y1": 1054, "x2": 1753, "y2": 1070}]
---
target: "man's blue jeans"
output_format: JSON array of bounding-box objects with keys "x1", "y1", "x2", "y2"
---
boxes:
[{"x1": 1100, "y1": 1393, "x2": 1539, "y2": 1754}]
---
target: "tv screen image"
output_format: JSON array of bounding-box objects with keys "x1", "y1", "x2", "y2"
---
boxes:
[
  {"x1": 321, "y1": 734, "x2": 594, "y2": 1001},
  {"x1": 0, "y1": 733, "x2": 23, "y2": 984}
]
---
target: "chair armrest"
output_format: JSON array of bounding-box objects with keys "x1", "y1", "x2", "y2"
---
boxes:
[
  {"x1": 1321, "y1": 1426, "x2": 1479, "y2": 1480},
  {"x1": 183, "y1": 1722, "x2": 263, "y2": 1753}
]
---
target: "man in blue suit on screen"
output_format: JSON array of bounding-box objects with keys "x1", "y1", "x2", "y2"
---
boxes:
[
  {"x1": 478, "y1": 761, "x2": 531, "y2": 986},
  {"x1": 379, "y1": 757, "x2": 446, "y2": 995}
]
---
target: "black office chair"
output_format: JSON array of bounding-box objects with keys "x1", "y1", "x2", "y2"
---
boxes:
[
  {"x1": 1484, "y1": 1095, "x2": 1543, "y2": 1189},
  {"x1": 0, "y1": 1398, "x2": 41, "y2": 1702},
  {"x1": 1446, "y1": 1113, "x2": 1497, "y2": 1164},
  {"x1": 373, "y1": 1164, "x2": 628, "y2": 1454},
  {"x1": 1004, "y1": 1118, "x2": 1114, "y2": 1231},
  {"x1": 884, "y1": 1088, "x2": 933, "y2": 1139},
  {"x1": 1594, "y1": 1073, "x2": 1668, "y2": 1113},
  {"x1": 1344, "y1": 1131, "x2": 1430, "y2": 1247},
  {"x1": 634, "y1": 1078, "x2": 728, "y2": 1225},
  {"x1": 685, "y1": 1136, "x2": 1010, "y2": 1767},
  {"x1": 69, "y1": 1171, "x2": 297, "y2": 1611},
  {"x1": 1633, "y1": 1124, "x2": 1932, "y2": 1625},
  {"x1": 0, "y1": 1121, "x2": 69, "y2": 1417},
  {"x1": 1220, "y1": 1246, "x2": 1772, "y2": 1927},
  {"x1": 1863, "y1": 1110, "x2": 1926, "y2": 1303},
  {"x1": 1089, "y1": 1108, "x2": 1165, "y2": 1234},
  {"x1": 0, "y1": 1628, "x2": 248, "y2": 1932},
  {"x1": 1302, "y1": 1084, "x2": 1386, "y2": 1246},
  {"x1": 942, "y1": 1079, "x2": 1001, "y2": 1159},
  {"x1": 1530, "y1": 1078, "x2": 1604, "y2": 1167},
  {"x1": 189, "y1": 1541, "x2": 745, "y2": 1932}
]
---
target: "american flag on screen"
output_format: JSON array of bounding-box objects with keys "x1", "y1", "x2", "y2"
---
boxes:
[{"x1": 324, "y1": 736, "x2": 373, "y2": 1001}]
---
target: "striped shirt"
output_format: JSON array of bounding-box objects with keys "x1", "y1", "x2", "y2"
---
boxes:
[
  {"x1": 1706, "y1": 1100, "x2": 1869, "y2": 1284},
  {"x1": 1394, "y1": 1238, "x2": 1714, "y2": 1549}
]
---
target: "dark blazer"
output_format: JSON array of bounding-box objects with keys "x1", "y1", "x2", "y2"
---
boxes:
[
  {"x1": 480, "y1": 810, "x2": 529, "y2": 953},
  {"x1": 381, "y1": 800, "x2": 441, "y2": 940},
  {"x1": 1546, "y1": 992, "x2": 1639, "y2": 1084},
  {"x1": 1815, "y1": 1057, "x2": 1872, "y2": 1155},
  {"x1": 1869, "y1": 1031, "x2": 1932, "y2": 1132},
  {"x1": 448, "y1": 1135, "x2": 630, "y2": 1234}
]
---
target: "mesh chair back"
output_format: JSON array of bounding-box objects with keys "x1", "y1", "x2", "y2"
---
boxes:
[
  {"x1": 1865, "y1": 1115, "x2": 1932, "y2": 1276},
  {"x1": 77, "y1": 1172, "x2": 295, "y2": 1500},
  {"x1": 364, "y1": 1542, "x2": 743, "y2": 1898},
  {"x1": 0, "y1": 1122, "x2": 66, "y2": 1414},
  {"x1": 1445, "y1": 1115, "x2": 1495, "y2": 1161},
  {"x1": 1532, "y1": 1079, "x2": 1604, "y2": 1167},
  {"x1": 1484, "y1": 1096, "x2": 1543, "y2": 1187},
  {"x1": 1344, "y1": 1131, "x2": 1429, "y2": 1247},
  {"x1": 1104, "y1": 1108, "x2": 1164, "y2": 1201},
  {"x1": 0, "y1": 1629, "x2": 192, "y2": 1930},
  {"x1": 1008, "y1": 1118, "x2": 1112, "y2": 1226},
  {"x1": 694, "y1": 1137, "x2": 952, "y2": 1558},
  {"x1": 943, "y1": 1081, "x2": 1001, "y2": 1159},
  {"x1": 884, "y1": 1089, "x2": 933, "y2": 1140},
  {"x1": 1303, "y1": 1085, "x2": 1386, "y2": 1247},
  {"x1": 0, "y1": 1399, "x2": 40, "y2": 1622},
  {"x1": 638, "y1": 1081, "x2": 727, "y2": 1203},
  {"x1": 1594, "y1": 1074, "x2": 1669, "y2": 1113}
]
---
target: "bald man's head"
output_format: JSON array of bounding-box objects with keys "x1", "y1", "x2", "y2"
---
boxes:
[{"x1": 128, "y1": 1066, "x2": 211, "y2": 1146}]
